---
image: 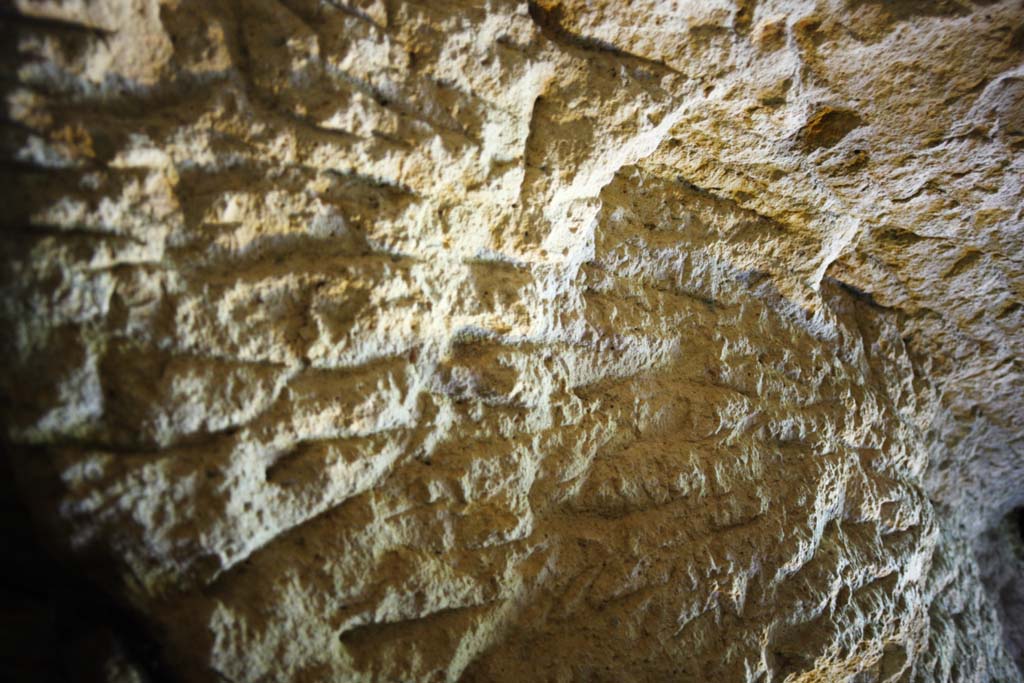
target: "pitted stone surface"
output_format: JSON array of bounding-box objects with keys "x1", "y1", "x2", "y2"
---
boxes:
[{"x1": 2, "y1": 1, "x2": 1023, "y2": 681}]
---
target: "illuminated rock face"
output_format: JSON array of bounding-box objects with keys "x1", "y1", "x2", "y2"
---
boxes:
[{"x1": 2, "y1": 0, "x2": 1023, "y2": 681}]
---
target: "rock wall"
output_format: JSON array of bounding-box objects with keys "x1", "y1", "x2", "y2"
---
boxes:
[{"x1": 2, "y1": 0, "x2": 1023, "y2": 681}]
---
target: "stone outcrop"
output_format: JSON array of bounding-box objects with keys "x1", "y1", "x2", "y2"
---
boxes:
[{"x1": 2, "y1": 0, "x2": 1023, "y2": 681}]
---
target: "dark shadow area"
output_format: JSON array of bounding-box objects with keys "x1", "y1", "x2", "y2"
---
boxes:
[
  {"x1": 977, "y1": 506, "x2": 1024, "y2": 675},
  {"x1": 0, "y1": 451, "x2": 176, "y2": 683}
]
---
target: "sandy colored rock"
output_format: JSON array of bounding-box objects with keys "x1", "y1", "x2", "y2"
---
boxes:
[{"x1": 1, "y1": 0, "x2": 1022, "y2": 681}]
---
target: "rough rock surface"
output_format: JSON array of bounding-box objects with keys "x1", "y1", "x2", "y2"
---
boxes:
[{"x1": 2, "y1": 0, "x2": 1023, "y2": 681}]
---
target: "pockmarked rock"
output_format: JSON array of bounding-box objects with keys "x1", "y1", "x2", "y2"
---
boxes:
[{"x1": 2, "y1": 0, "x2": 1022, "y2": 681}]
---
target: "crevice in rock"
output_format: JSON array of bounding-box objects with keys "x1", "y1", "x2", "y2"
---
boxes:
[
  {"x1": 977, "y1": 505, "x2": 1024, "y2": 675},
  {"x1": 525, "y1": 0, "x2": 680, "y2": 75}
]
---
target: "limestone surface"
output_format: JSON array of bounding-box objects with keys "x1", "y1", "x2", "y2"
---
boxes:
[{"x1": 2, "y1": 0, "x2": 1023, "y2": 681}]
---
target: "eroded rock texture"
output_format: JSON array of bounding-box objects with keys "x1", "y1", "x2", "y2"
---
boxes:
[{"x1": 2, "y1": 0, "x2": 1023, "y2": 681}]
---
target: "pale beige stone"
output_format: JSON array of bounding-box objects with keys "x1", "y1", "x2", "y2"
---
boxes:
[{"x1": 2, "y1": 0, "x2": 1023, "y2": 681}]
